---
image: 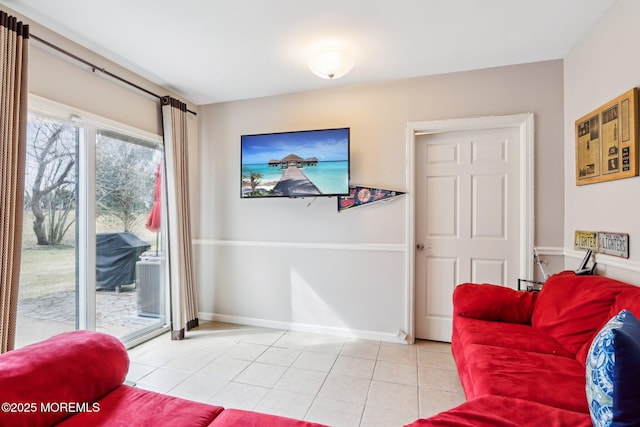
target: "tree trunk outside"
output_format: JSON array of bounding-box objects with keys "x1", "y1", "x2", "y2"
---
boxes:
[{"x1": 31, "y1": 193, "x2": 49, "y2": 245}]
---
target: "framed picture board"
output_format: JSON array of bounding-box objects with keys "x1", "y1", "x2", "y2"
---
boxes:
[{"x1": 575, "y1": 87, "x2": 639, "y2": 185}]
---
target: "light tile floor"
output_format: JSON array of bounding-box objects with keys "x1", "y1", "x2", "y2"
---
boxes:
[{"x1": 127, "y1": 321, "x2": 466, "y2": 427}]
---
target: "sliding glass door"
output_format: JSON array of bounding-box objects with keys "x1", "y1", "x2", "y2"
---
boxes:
[
  {"x1": 94, "y1": 129, "x2": 165, "y2": 340},
  {"x1": 16, "y1": 98, "x2": 167, "y2": 348}
]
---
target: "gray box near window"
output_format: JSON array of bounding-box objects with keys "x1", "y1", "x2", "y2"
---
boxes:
[{"x1": 136, "y1": 257, "x2": 162, "y2": 318}]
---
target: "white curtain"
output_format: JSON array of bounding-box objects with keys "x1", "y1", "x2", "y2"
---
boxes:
[
  {"x1": 0, "y1": 11, "x2": 29, "y2": 353},
  {"x1": 161, "y1": 96, "x2": 198, "y2": 340}
]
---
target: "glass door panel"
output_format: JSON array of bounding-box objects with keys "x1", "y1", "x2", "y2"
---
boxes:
[
  {"x1": 16, "y1": 112, "x2": 80, "y2": 347},
  {"x1": 95, "y1": 129, "x2": 166, "y2": 341}
]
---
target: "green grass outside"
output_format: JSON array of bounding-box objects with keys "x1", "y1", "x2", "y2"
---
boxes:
[
  {"x1": 19, "y1": 210, "x2": 159, "y2": 301},
  {"x1": 18, "y1": 245, "x2": 75, "y2": 300}
]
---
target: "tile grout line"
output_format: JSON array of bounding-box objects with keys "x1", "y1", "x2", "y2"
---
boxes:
[{"x1": 301, "y1": 340, "x2": 345, "y2": 423}]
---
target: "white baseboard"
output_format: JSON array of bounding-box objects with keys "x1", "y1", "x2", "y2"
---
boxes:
[{"x1": 198, "y1": 311, "x2": 407, "y2": 344}]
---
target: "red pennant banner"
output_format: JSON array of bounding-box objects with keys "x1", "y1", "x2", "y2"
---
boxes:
[{"x1": 338, "y1": 185, "x2": 405, "y2": 212}]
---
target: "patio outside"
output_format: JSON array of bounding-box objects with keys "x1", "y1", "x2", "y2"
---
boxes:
[{"x1": 16, "y1": 224, "x2": 164, "y2": 349}]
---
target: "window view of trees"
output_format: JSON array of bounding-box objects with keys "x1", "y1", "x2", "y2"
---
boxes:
[
  {"x1": 23, "y1": 115, "x2": 161, "y2": 246},
  {"x1": 25, "y1": 114, "x2": 77, "y2": 246},
  {"x1": 96, "y1": 132, "x2": 158, "y2": 233}
]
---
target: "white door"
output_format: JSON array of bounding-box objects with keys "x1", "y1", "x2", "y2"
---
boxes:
[{"x1": 414, "y1": 127, "x2": 522, "y2": 341}]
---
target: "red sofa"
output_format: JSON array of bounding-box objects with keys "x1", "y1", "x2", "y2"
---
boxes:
[
  {"x1": 408, "y1": 270, "x2": 640, "y2": 427},
  {"x1": 0, "y1": 330, "x2": 326, "y2": 427}
]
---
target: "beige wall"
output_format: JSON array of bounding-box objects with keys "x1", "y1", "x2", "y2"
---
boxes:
[
  {"x1": 197, "y1": 60, "x2": 565, "y2": 339},
  {"x1": 564, "y1": 0, "x2": 640, "y2": 283}
]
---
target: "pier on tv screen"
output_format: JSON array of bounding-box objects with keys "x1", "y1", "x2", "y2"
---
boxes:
[{"x1": 241, "y1": 127, "x2": 350, "y2": 198}]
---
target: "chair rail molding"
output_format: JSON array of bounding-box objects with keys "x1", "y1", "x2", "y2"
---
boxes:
[
  {"x1": 534, "y1": 246, "x2": 564, "y2": 257},
  {"x1": 192, "y1": 239, "x2": 406, "y2": 252},
  {"x1": 565, "y1": 248, "x2": 640, "y2": 273}
]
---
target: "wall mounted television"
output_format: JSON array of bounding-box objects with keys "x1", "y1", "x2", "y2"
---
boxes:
[{"x1": 241, "y1": 127, "x2": 350, "y2": 198}]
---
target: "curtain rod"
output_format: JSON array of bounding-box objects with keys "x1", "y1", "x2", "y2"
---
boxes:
[{"x1": 30, "y1": 33, "x2": 197, "y2": 116}]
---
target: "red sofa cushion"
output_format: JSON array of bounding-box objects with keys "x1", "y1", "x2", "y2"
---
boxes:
[
  {"x1": 608, "y1": 287, "x2": 640, "y2": 319},
  {"x1": 575, "y1": 286, "x2": 640, "y2": 366},
  {"x1": 460, "y1": 344, "x2": 588, "y2": 413},
  {"x1": 57, "y1": 385, "x2": 224, "y2": 427},
  {"x1": 531, "y1": 271, "x2": 632, "y2": 356},
  {"x1": 453, "y1": 283, "x2": 537, "y2": 324},
  {"x1": 0, "y1": 330, "x2": 128, "y2": 427},
  {"x1": 208, "y1": 408, "x2": 328, "y2": 426},
  {"x1": 405, "y1": 395, "x2": 592, "y2": 427},
  {"x1": 454, "y1": 317, "x2": 572, "y2": 358}
]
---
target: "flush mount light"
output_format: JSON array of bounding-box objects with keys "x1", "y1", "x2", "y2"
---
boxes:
[{"x1": 307, "y1": 46, "x2": 355, "y2": 80}]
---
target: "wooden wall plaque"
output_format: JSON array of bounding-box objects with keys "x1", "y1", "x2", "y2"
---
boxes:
[{"x1": 575, "y1": 88, "x2": 639, "y2": 185}]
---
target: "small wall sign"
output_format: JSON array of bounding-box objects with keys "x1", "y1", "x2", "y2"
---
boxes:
[
  {"x1": 598, "y1": 232, "x2": 629, "y2": 258},
  {"x1": 574, "y1": 230, "x2": 629, "y2": 258},
  {"x1": 574, "y1": 230, "x2": 598, "y2": 251}
]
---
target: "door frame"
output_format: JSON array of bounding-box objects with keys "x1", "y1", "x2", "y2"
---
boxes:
[{"x1": 404, "y1": 114, "x2": 535, "y2": 343}]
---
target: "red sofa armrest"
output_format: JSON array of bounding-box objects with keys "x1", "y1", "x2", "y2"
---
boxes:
[
  {"x1": 453, "y1": 283, "x2": 538, "y2": 324},
  {"x1": 0, "y1": 330, "x2": 129, "y2": 427}
]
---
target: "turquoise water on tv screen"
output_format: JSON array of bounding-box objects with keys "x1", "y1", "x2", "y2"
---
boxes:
[{"x1": 242, "y1": 161, "x2": 348, "y2": 195}]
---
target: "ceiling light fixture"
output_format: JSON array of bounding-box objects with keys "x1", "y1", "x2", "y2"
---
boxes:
[{"x1": 307, "y1": 46, "x2": 355, "y2": 80}]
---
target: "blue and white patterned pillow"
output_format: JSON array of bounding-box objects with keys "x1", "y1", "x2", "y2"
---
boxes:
[{"x1": 586, "y1": 309, "x2": 640, "y2": 427}]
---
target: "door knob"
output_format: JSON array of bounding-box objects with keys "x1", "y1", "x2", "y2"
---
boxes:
[{"x1": 416, "y1": 244, "x2": 425, "y2": 251}]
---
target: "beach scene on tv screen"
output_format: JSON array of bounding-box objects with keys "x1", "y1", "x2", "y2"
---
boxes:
[{"x1": 241, "y1": 128, "x2": 349, "y2": 197}]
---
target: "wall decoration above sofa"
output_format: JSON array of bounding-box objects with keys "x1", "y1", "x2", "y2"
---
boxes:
[
  {"x1": 574, "y1": 230, "x2": 629, "y2": 258},
  {"x1": 575, "y1": 87, "x2": 639, "y2": 185}
]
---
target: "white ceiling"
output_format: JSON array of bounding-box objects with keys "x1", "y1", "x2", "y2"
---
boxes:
[{"x1": 4, "y1": 0, "x2": 616, "y2": 105}]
